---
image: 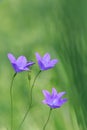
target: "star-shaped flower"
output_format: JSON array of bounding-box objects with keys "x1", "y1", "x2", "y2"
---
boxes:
[
  {"x1": 8, "y1": 53, "x2": 35, "y2": 73},
  {"x1": 42, "y1": 88, "x2": 67, "y2": 109},
  {"x1": 35, "y1": 52, "x2": 58, "y2": 71}
]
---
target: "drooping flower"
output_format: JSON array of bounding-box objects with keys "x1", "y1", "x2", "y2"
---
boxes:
[
  {"x1": 42, "y1": 88, "x2": 67, "y2": 109},
  {"x1": 8, "y1": 53, "x2": 35, "y2": 73},
  {"x1": 35, "y1": 52, "x2": 58, "y2": 71}
]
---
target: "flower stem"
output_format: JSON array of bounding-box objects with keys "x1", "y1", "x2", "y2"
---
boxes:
[
  {"x1": 10, "y1": 73, "x2": 17, "y2": 130},
  {"x1": 43, "y1": 108, "x2": 52, "y2": 130},
  {"x1": 27, "y1": 71, "x2": 31, "y2": 102},
  {"x1": 17, "y1": 70, "x2": 41, "y2": 130}
]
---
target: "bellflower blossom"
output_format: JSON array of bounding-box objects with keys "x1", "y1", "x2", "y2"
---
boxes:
[
  {"x1": 8, "y1": 53, "x2": 35, "y2": 73},
  {"x1": 35, "y1": 52, "x2": 58, "y2": 71},
  {"x1": 42, "y1": 88, "x2": 67, "y2": 109}
]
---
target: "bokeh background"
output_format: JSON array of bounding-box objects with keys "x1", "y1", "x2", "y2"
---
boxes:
[{"x1": 0, "y1": 0, "x2": 87, "y2": 130}]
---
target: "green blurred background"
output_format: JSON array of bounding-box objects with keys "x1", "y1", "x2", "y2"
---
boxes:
[{"x1": 0, "y1": 0, "x2": 87, "y2": 130}]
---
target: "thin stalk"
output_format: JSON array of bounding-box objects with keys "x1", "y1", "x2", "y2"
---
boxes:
[
  {"x1": 27, "y1": 71, "x2": 31, "y2": 102},
  {"x1": 43, "y1": 108, "x2": 52, "y2": 130},
  {"x1": 10, "y1": 73, "x2": 17, "y2": 130},
  {"x1": 17, "y1": 70, "x2": 41, "y2": 130}
]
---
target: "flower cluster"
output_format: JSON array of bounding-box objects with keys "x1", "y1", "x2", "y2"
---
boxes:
[
  {"x1": 8, "y1": 52, "x2": 58, "y2": 72},
  {"x1": 8, "y1": 52, "x2": 67, "y2": 130}
]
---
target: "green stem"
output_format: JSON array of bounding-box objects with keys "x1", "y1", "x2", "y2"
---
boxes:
[
  {"x1": 10, "y1": 73, "x2": 17, "y2": 130},
  {"x1": 27, "y1": 71, "x2": 31, "y2": 102},
  {"x1": 17, "y1": 70, "x2": 41, "y2": 130},
  {"x1": 43, "y1": 108, "x2": 52, "y2": 130}
]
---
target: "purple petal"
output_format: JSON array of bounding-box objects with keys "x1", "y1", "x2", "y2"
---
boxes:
[
  {"x1": 38, "y1": 61, "x2": 54, "y2": 70},
  {"x1": 44, "y1": 66, "x2": 53, "y2": 70},
  {"x1": 35, "y1": 52, "x2": 42, "y2": 61},
  {"x1": 52, "y1": 88, "x2": 57, "y2": 96},
  {"x1": 42, "y1": 90, "x2": 51, "y2": 99},
  {"x1": 20, "y1": 67, "x2": 29, "y2": 71},
  {"x1": 43, "y1": 53, "x2": 50, "y2": 62},
  {"x1": 8, "y1": 53, "x2": 16, "y2": 63},
  {"x1": 58, "y1": 98, "x2": 68, "y2": 106},
  {"x1": 50, "y1": 59, "x2": 58, "y2": 66},
  {"x1": 57, "y1": 92, "x2": 66, "y2": 99},
  {"x1": 25, "y1": 62, "x2": 35, "y2": 68},
  {"x1": 11, "y1": 63, "x2": 21, "y2": 72},
  {"x1": 16, "y1": 56, "x2": 27, "y2": 66},
  {"x1": 49, "y1": 105, "x2": 60, "y2": 109},
  {"x1": 48, "y1": 103, "x2": 60, "y2": 109},
  {"x1": 12, "y1": 63, "x2": 29, "y2": 72},
  {"x1": 38, "y1": 61, "x2": 46, "y2": 70}
]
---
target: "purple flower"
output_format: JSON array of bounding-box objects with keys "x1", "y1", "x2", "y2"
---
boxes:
[
  {"x1": 42, "y1": 88, "x2": 67, "y2": 109},
  {"x1": 35, "y1": 52, "x2": 58, "y2": 71},
  {"x1": 8, "y1": 53, "x2": 35, "y2": 73}
]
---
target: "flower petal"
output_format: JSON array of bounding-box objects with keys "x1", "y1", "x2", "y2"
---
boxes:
[
  {"x1": 58, "y1": 98, "x2": 68, "y2": 106},
  {"x1": 42, "y1": 90, "x2": 51, "y2": 99},
  {"x1": 35, "y1": 52, "x2": 42, "y2": 61},
  {"x1": 43, "y1": 53, "x2": 50, "y2": 62},
  {"x1": 8, "y1": 53, "x2": 16, "y2": 63},
  {"x1": 38, "y1": 61, "x2": 45, "y2": 70},
  {"x1": 12, "y1": 63, "x2": 29, "y2": 72},
  {"x1": 25, "y1": 62, "x2": 35, "y2": 68},
  {"x1": 11, "y1": 63, "x2": 21, "y2": 72},
  {"x1": 52, "y1": 88, "x2": 57, "y2": 96},
  {"x1": 16, "y1": 56, "x2": 27, "y2": 66},
  {"x1": 50, "y1": 59, "x2": 58, "y2": 66},
  {"x1": 57, "y1": 92, "x2": 66, "y2": 99}
]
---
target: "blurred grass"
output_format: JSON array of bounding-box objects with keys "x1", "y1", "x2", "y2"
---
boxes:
[{"x1": 0, "y1": 0, "x2": 87, "y2": 130}]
